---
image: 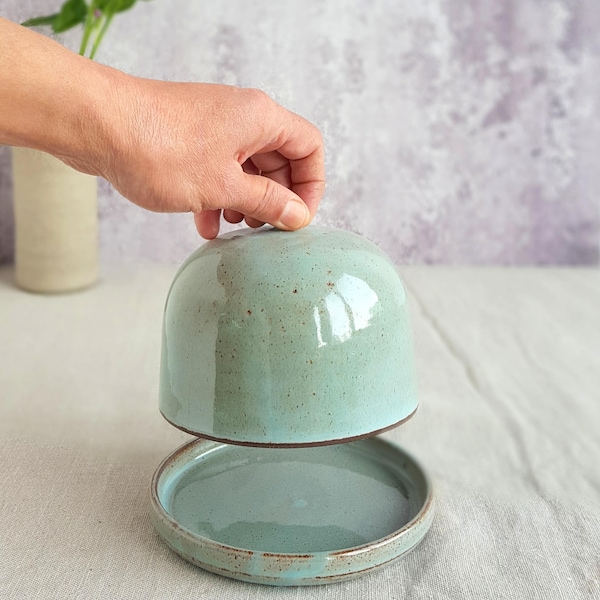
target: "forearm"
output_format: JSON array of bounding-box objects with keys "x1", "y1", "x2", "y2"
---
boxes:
[{"x1": 0, "y1": 17, "x2": 118, "y2": 163}]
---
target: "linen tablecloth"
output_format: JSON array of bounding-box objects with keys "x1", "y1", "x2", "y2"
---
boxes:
[{"x1": 1, "y1": 265, "x2": 598, "y2": 599}]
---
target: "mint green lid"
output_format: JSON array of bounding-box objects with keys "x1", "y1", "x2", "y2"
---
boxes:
[{"x1": 159, "y1": 226, "x2": 417, "y2": 446}]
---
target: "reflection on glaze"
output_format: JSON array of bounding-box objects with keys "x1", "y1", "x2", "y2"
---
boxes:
[
  {"x1": 317, "y1": 273, "x2": 381, "y2": 346},
  {"x1": 324, "y1": 292, "x2": 352, "y2": 343},
  {"x1": 336, "y1": 273, "x2": 380, "y2": 332},
  {"x1": 313, "y1": 305, "x2": 327, "y2": 348}
]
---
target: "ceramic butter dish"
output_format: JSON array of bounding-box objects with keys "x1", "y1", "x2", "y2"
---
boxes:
[
  {"x1": 159, "y1": 226, "x2": 418, "y2": 446},
  {"x1": 151, "y1": 226, "x2": 433, "y2": 586}
]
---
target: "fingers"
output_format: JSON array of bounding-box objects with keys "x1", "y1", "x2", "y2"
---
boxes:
[
  {"x1": 195, "y1": 171, "x2": 309, "y2": 239},
  {"x1": 228, "y1": 170, "x2": 311, "y2": 231},
  {"x1": 286, "y1": 148, "x2": 325, "y2": 219},
  {"x1": 238, "y1": 101, "x2": 325, "y2": 219},
  {"x1": 241, "y1": 158, "x2": 260, "y2": 176},
  {"x1": 251, "y1": 152, "x2": 291, "y2": 189},
  {"x1": 198, "y1": 150, "x2": 318, "y2": 239},
  {"x1": 266, "y1": 111, "x2": 325, "y2": 218},
  {"x1": 223, "y1": 209, "x2": 244, "y2": 223},
  {"x1": 194, "y1": 210, "x2": 221, "y2": 239},
  {"x1": 245, "y1": 216, "x2": 265, "y2": 228},
  {"x1": 191, "y1": 88, "x2": 325, "y2": 240}
]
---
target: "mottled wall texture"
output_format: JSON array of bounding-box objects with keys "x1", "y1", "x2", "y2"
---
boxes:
[{"x1": 1, "y1": 0, "x2": 599, "y2": 265}]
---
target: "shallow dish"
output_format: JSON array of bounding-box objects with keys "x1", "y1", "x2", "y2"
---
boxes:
[{"x1": 150, "y1": 437, "x2": 434, "y2": 586}]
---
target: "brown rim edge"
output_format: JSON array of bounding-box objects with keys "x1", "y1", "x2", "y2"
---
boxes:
[{"x1": 158, "y1": 406, "x2": 418, "y2": 448}]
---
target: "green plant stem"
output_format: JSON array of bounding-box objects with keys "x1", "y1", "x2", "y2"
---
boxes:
[
  {"x1": 79, "y1": 1, "x2": 97, "y2": 56},
  {"x1": 89, "y1": 11, "x2": 113, "y2": 59}
]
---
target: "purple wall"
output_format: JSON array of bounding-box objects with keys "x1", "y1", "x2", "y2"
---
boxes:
[{"x1": 1, "y1": 0, "x2": 599, "y2": 265}]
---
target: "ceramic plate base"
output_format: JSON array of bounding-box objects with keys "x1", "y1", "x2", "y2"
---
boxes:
[{"x1": 150, "y1": 437, "x2": 434, "y2": 586}]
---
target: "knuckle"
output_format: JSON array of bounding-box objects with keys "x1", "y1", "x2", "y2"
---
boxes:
[
  {"x1": 245, "y1": 88, "x2": 273, "y2": 111},
  {"x1": 306, "y1": 121, "x2": 324, "y2": 150},
  {"x1": 314, "y1": 126, "x2": 325, "y2": 147}
]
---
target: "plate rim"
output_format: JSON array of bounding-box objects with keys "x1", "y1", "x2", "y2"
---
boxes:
[{"x1": 150, "y1": 436, "x2": 434, "y2": 584}]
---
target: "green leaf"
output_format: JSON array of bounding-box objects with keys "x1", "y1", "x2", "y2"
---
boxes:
[
  {"x1": 21, "y1": 14, "x2": 59, "y2": 28},
  {"x1": 97, "y1": 0, "x2": 137, "y2": 14},
  {"x1": 52, "y1": 0, "x2": 88, "y2": 33}
]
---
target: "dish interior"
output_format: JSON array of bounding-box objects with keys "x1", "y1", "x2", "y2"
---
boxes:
[{"x1": 158, "y1": 439, "x2": 424, "y2": 554}]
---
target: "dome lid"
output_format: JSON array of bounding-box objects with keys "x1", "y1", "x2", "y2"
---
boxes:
[{"x1": 159, "y1": 226, "x2": 417, "y2": 446}]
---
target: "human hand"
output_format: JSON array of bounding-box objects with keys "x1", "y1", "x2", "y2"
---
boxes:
[
  {"x1": 0, "y1": 18, "x2": 324, "y2": 239},
  {"x1": 64, "y1": 76, "x2": 325, "y2": 239}
]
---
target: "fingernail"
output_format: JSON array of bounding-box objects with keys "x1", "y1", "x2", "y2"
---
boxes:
[{"x1": 280, "y1": 200, "x2": 310, "y2": 229}]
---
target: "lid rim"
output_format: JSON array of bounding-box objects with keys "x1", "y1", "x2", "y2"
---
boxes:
[{"x1": 159, "y1": 405, "x2": 418, "y2": 448}]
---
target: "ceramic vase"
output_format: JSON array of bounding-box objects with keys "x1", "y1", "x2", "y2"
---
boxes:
[{"x1": 12, "y1": 147, "x2": 98, "y2": 293}]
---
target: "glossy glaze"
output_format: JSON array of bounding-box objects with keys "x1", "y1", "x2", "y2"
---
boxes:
[
  {"x1": 159, "y1": 226, "x2": 417, "y2": 446},
  {"x1": 150, "y1": 437, "x2": 434, "y2": 585}
]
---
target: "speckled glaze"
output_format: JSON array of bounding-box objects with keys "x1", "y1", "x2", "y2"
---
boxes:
[
  {"x1": 159, "y1": 226, "x2": 417, "y2": 446},
  {"x1": 150, "y1": 437, "x2": 434, "y2": 586}
]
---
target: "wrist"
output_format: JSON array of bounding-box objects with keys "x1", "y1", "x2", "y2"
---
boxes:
[
  {"x1": 0, "y1": 18, "x2": 133, "y2": 175},
  {"x1": 55, "y1": 60, "x2": 134, "y2": 174}
]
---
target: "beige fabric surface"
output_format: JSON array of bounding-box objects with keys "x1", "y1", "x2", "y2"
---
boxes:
[{"x1": 1, "y1": 265, "x2": 599, "y2": 599}]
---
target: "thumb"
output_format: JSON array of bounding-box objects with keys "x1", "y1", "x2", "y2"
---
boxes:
[{"x1": 228, "y1": 171, "x2": 312, "y2": 231}]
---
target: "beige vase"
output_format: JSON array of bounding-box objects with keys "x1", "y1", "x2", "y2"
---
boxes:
[{"x1": 12, "y1": 147, "x2": 98, "y2": 293}]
